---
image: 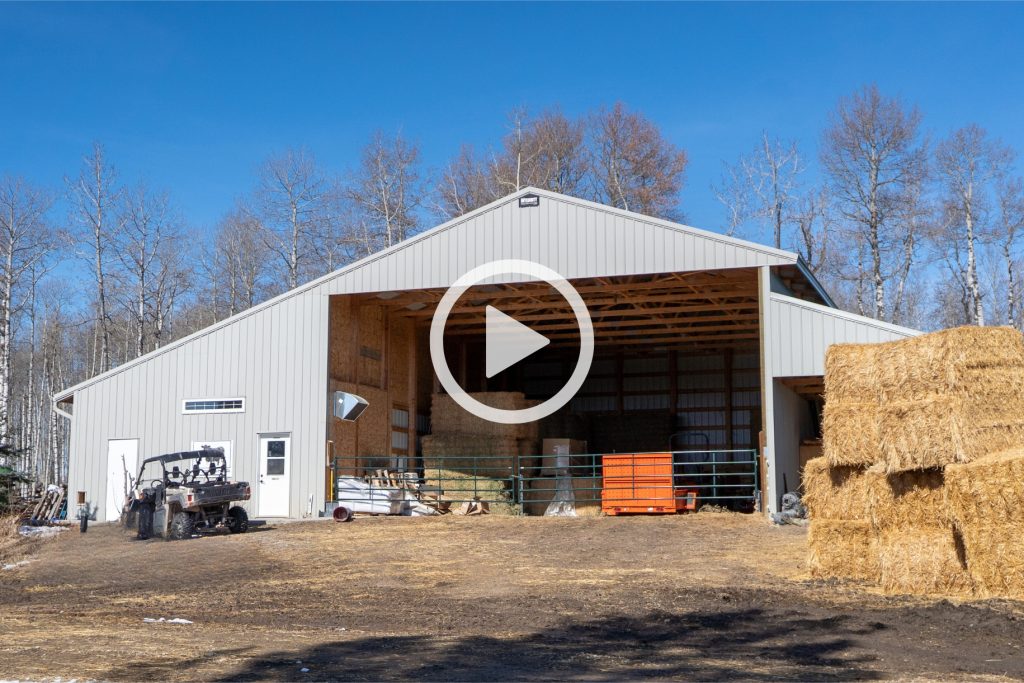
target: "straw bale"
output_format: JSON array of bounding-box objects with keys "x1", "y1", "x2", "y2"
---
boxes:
[
  {"x1": 801, "y1": 457, "x2": 874, "y2": 521},
  {"x1": 944, "y1": 449, "x2": 1024, "y2": 527},
  {"x1": 878, "y1": 395, "x2": 1024, "y2": 472},
  {"x1": 956, "y1": 522, "x2": 1024, "y2": 599},
  {"x1": 876, "y1": 526, "x2": 973, "y2": 596},
  {"x1": 875, "y1": 326, "x2": 1024, "y2": 402},
  {"x1": 807, "y1": 520, "x2": 879, "y2": 581},
  {"x1": 945, "y1": 450, "x2": 1024, "y2": 598},
  {"x1": 430, "y1": 393, "x2": 540, "y2": 440},
  {"x1": 868, "y1": 467, "x2": 950, "y2": 531},
  {"x1": 821, "y1": 402, "x2": 881, "y2": 467},
  {"x1": 423, "y1": 469, "x2": 517, "y2": 515},
  {"x1": 824, "y1": 344, "x2": 880, "y2": 404},
  {"x1": 421, "y1": 434, "x2": 519, "y2": 478}
]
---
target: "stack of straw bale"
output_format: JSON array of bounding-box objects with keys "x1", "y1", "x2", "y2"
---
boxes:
[
  {"x1": 811, "y1": 326, "x2": 1024, "y2": 598},
  {"x1": 422, "y1": 392, "x2": 539, "y2": 478},
  {"x1": 803, "y1": 458, "x2": 878, "y2": 580}
]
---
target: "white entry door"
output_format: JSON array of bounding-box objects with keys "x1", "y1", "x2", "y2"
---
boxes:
[
  {"x1": 106, "y1": 439, "x2": 139, "y2": 522},
  {"x1": 191, "y1": 440, "x2": 233, "y2": 476},
  {"x1": 258, "y1": 434, "x2": 290, "y2": 517}
]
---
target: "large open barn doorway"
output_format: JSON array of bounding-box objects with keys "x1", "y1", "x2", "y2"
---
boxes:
[{"x1": 326, "y1": 267, "x2": 765, "y2": 515}]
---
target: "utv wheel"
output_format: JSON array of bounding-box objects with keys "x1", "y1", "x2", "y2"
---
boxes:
[
  {"x1": 137, "y1": 505, "x2": 154, "y2": 540},
  {"x1": 169, "y1": 512, "x2": 195, "y2": 540},
  {"x1": 227, "y1": 506, "x2": 249, "y2": 534}
]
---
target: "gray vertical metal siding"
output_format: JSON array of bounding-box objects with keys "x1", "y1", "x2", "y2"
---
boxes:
[
  {"x1": 766, "y1": 293, "x2": 920, "y2": 378},
  {"x1": 59, "y1": 188, "x2": 812, "y2": 522}
]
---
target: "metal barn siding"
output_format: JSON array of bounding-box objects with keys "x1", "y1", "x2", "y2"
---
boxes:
[
  {"x1": 765, "y1": 293, "x2": 920, "y2": 377},
  {"x1": 56, "y1": 187, "x2": 831, "y2": 522},
  {"x1": 759, "y1": 289, "x2": 919, "y2": 513}
]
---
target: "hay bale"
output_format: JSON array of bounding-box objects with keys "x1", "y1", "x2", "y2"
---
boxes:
[
  {"x1": 825, "y1": 343, "x2": 880, "y2": 404},
  {"x1": 802, "y1": 458, "x2": 874, "y2": 521},
  {"x1": 421, "y1": 434, "x2": 520, "y2": 478},
  {"x1": 946, "y1": 450, "x2": 1024, "y2": 598},
  {"x1": 876, "y1": 527, "x2": 973, "y2": 596},
  {"x1": 878, "y1": 395, "x2": 1024, "y2": 472},
  {"x1": 423, "y1": 469, "x2": 517, "y2": 516},
  {"x1": 868, "y1": 467, "x2": 950, "y2": 530},
  {"x1": 955, "y1": 523, "x2": 1024, "y2": 599},
  {"x1": 876, "y1": 326, "x2": 1024, "y2": 402},
  {"x1": 808, "y1": 520, "x2": 879, "y2": 581},
  {"x1": 431, "y1": 393, "x2": 540, "y2": 440},
  {"x1": 945, "y1": 449, "x2": 1024, "y2": 527},
  {"x1": 821, "y1": 403, "x2": 881, "y2": 467}
]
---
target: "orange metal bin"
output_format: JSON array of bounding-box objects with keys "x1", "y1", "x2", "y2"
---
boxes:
[{"x1": 601, "y1": 453, "x2": 697, "y2": 515}]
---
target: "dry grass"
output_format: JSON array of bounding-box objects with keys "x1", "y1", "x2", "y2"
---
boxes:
[
  {"x1": 802, "y1": 457, "x2": 873, "y2": 521},
  {"x1": 807, "y1": 520, "x2": 878, "y2": 581},
  {"x1": 876, "y1": 527, "x2": 974, "y2": 597}
]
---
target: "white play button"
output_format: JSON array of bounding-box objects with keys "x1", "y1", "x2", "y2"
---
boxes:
[{"x1": 485, "y1": 305, "x2": 550, "y2": 378}]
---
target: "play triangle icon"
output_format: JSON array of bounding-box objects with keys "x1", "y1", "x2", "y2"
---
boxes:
[{"x1": 485, "y1": 305, "x2": 550, "y2": 378}]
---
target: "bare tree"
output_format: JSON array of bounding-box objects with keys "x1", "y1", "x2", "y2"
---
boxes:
[
  {"x1": 208, "y1": 208, "x2": 273, "y2": 317},
  {"x1": 996, "y1": 177, "x2": 1024, "y2": 328},
  {"x1": 251, "y1": 148, "x2": 330, "y2": 290},
  {"x1": 821, "y1": 85, "x2": 928, "y2": 320},
  {"x1": 344, "y1": 132, "x2": 423, "y2": 251},
  {"x1": 67, "y1": 143, "x2": 121, "y2": 373},
  {"x1": 791, "y1": 187, "x2": 833, "y2": 275},
  {"x1": 933, "y1": 124, "x2": 1014, "y2": 326},
  {"x1": 434, "y1": 145, "x2": 499, "y2": 219},
  {"x1": 589, "y1": 102, "x2": 688, "y2": 219},
  {"x1": 0, "y1": 177, "x2": 54, "y2": 439},
  {"x1": 115, "y1": 184, "x2": 186, "y2": 357},
  {"x1": 714, "y1": 133, "x2": 803, "y2": 247}
]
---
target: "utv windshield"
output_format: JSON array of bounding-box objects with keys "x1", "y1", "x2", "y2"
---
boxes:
[{"x1": 136, "y1": 449, "x2": 228, "y2": 488}]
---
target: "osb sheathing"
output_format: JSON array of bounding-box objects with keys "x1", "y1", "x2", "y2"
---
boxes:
[{"x1": 328, "y1": 296, "x2": 419, "y2": 473}]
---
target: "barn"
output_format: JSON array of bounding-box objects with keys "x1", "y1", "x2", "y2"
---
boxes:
[{"x1": 53, "y1": 187, "x2": 918, "y2": 522}]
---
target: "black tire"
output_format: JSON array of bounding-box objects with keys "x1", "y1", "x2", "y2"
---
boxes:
[
  {"x1": 169, "y1": 511, "x2": 195, "y2": 540},
  {"x1": 79, "y1": 516, "x2": 88, "y2": 533},
  {"x1": 333, "y1": 506, "x2": 353, "y2": 523},
  {"x1": 226, "y1": 506, "x2": 249, "y2": 534},
  {"x1": 137, "y1": 504, "x2": 154, "y2": 540}
]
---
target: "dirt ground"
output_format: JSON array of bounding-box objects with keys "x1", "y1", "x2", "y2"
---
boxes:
[{"x1": 2, "y1": 513, "x2": 1024, "y2": 681}]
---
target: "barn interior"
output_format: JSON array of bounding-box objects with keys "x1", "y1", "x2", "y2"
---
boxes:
[{"x1": 326, "y1": 266, "x2": 825, "y2": 511}]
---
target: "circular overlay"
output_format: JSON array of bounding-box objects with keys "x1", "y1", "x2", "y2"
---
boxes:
[{"x1": 429, "y1": 259, "x2": 594, "y2": 425}]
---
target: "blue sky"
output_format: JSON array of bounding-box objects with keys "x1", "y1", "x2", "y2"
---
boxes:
[{"x1": 2, "y1": 2, "x2": 1024, "y2": 236}]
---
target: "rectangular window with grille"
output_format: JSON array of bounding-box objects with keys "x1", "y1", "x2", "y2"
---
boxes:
[{"x1": 182, "y1": 398, "x2": 245, "y2": 414}]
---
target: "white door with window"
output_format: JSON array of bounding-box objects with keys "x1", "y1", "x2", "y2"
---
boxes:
[
  {"x1": 191, "y1": 440, "x2": 233, "y2": 476},
  {"x1": 258, "y1": 434, "x2": 290, "y2": 517},
  {"x1": 106, "y1": 439, "x2": 139, "y2": 522}
]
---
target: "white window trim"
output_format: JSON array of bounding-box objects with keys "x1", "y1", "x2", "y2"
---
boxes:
[{"x1": 181, "y1": 398, "x2": 246, "y2": 415}]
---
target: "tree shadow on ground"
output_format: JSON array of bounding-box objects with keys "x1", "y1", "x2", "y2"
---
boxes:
[{"x1": 107, "y1": 607, "x2": 884, "y2": 681}]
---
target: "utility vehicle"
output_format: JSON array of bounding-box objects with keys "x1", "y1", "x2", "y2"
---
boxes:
[{"x1": 129, "y1": 448, "x2": 250, "y2": 540}]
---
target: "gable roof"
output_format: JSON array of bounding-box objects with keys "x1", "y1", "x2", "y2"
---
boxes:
[{"x1": 55, "y1": 186, "x2": 830, "y2": 401}]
